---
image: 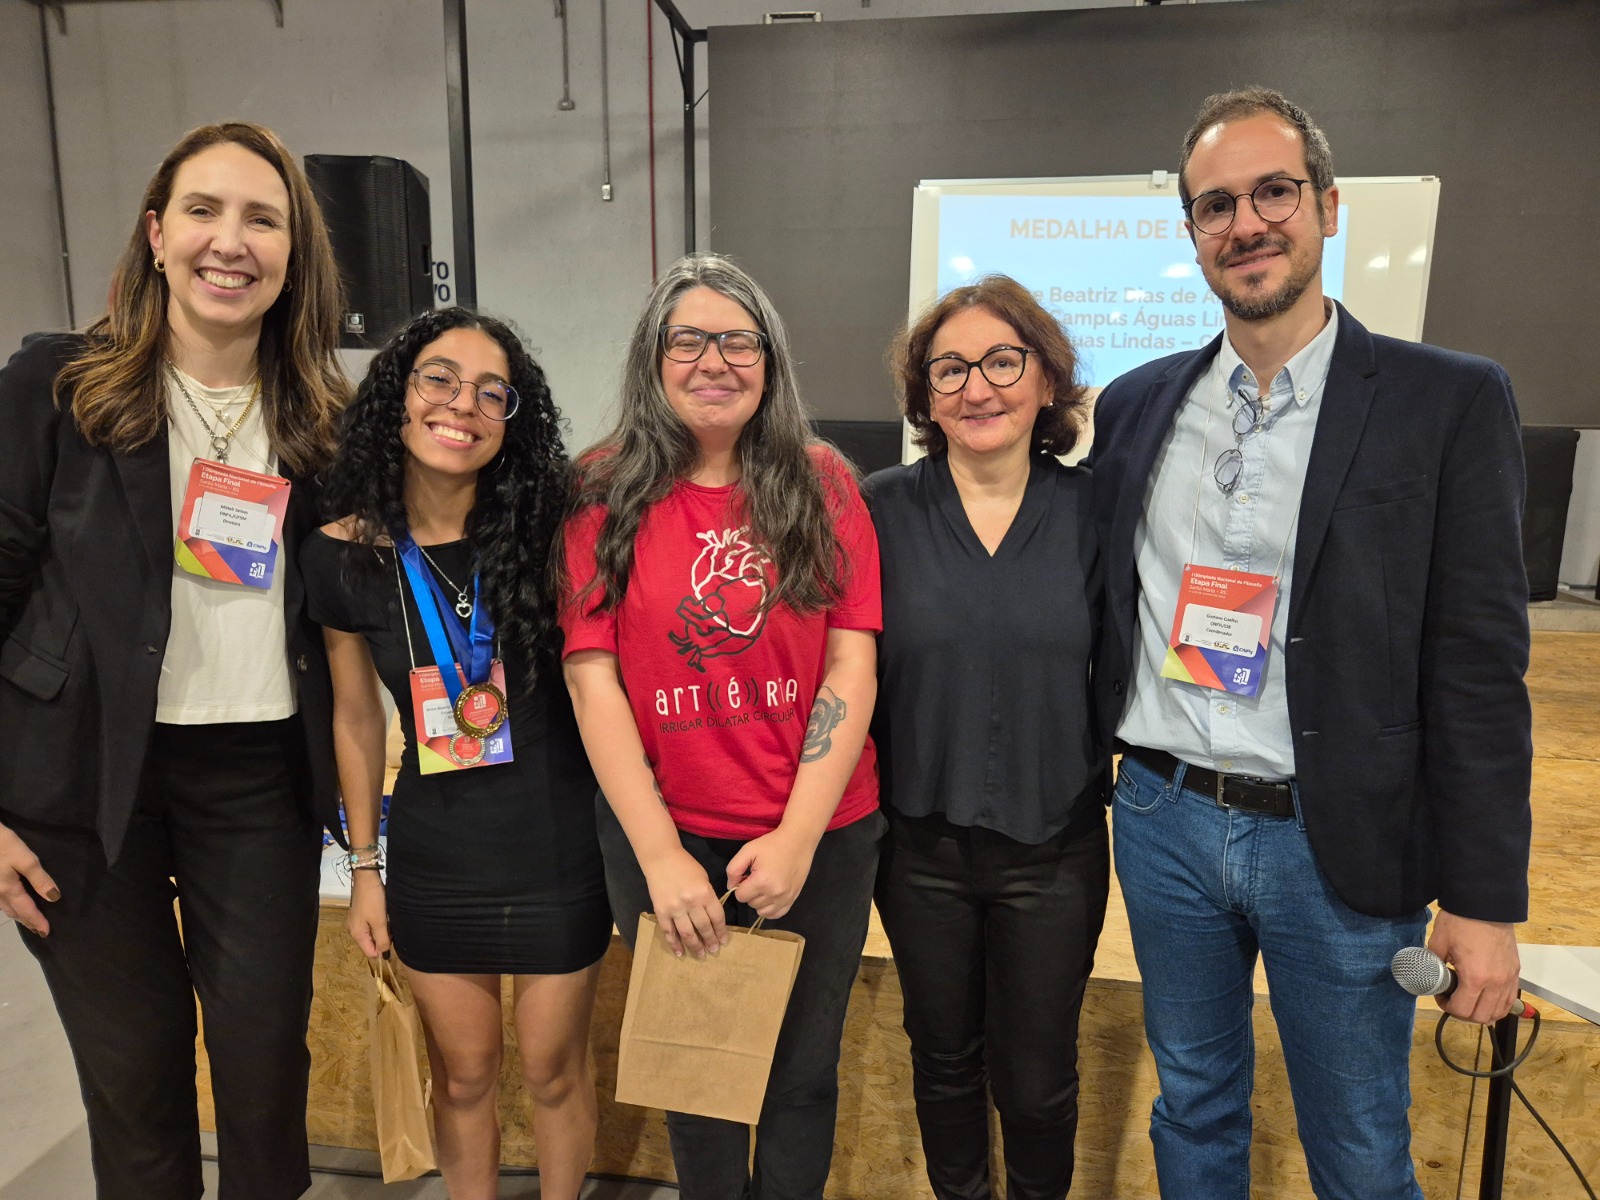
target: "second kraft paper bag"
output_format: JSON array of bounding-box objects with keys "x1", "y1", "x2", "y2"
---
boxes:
[
  {"x1": 614, "y1": 912, "x2": 805, "y2": 1124},
  {"x1": 366, "y1": 954, "x2": 437, "y2": 1183}
]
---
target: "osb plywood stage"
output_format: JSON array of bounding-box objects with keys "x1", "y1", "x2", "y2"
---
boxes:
[{"x1": 198, "y1": 630, "x2": 1600, "y2": 1198}]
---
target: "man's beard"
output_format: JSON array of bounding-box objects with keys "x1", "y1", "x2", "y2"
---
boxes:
[{"x1": 1213, "y1": 235, "x2": 1320, "y2": 322}]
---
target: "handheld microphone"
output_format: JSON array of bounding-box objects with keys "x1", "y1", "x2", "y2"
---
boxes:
[{"x1": 1390, "y1": 946, "x2": 1533, "y2": 1018}]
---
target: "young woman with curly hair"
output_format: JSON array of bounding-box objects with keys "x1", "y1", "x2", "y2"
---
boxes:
[
  {"x1": 303, "y1": 307, "x2": 609, "y2": 1200},
  {"x1": 0, "y1": 121, "x2": 347, "y2": 1200},
  {"x1": 559, "y1": 253, "x2": 884, "y2": 1200}
]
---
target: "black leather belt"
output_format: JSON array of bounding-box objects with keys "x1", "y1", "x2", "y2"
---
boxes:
[{"x1": 1120, "y1": 744, "x2": 1296, "y2": 818}]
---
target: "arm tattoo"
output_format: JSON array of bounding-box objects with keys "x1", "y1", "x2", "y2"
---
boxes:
[
  {"x1": 801, "y1": 686, "x2": 847, "y2": 763},
  {"x1": 644, "y1": 755, "x2": 667, "y2": 808}
]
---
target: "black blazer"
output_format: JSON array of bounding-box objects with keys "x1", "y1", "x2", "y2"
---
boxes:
[
  {"x1": 1090, "y1": 304, "x2": 1532, "y2": 922},
  {"x1": 0, "y1": 333, "x2": 340, "y2": 862}
]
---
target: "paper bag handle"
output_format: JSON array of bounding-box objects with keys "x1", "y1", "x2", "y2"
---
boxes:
[
  {"x1": 718, "y1": 888, "x2": 766, "y2": 933},
  {"x1": 368, "y1": 952, "x2": 404, "y2": 997}
]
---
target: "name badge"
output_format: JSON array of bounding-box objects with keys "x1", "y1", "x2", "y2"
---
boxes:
[
  {"x1": 1160, "y1": 563, "x2": 1278, "y2": 697},
  {"x1": 174, "y1": 459, "x2": 291, "y2": 589},
  {"x1": 409, "y1": 659, "x2": 515, "y2": 774}
]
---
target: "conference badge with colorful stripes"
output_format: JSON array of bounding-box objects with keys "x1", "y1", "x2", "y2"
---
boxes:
[
  {"x1": 174, "y1": 459, "x2": 291, "y2": 589},
  {"x1": 1160, "y1": 563, "x2": 1277, "y2": 697}
]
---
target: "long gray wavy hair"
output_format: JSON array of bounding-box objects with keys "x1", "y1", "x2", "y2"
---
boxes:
[{"x1": 564, "y1": 252, "x2": 851, "y2": 615}]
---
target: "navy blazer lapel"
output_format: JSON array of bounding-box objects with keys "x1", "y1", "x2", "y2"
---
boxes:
[
  {"x1": 1289, "y1": 304, "x2": 1378, "y2": 630},
  {"x1": 1107, "y1": 338, "x2": 1220, "y2": 563},
  {"x1": 113, "y1": 428, "x2": 173, "y2": 574}
]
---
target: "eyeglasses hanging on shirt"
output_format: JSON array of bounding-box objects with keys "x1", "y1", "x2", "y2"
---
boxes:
[
  {"x1": 1213, "y1": 388, "x2": 1268, "y2": 496},
  {"x1": 1159, "y1": 383, "x2": 1297, "y2": 699}
]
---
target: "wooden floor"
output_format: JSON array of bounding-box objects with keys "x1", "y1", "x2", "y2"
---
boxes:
[
  {"x1": 1079, "y1": 629, "x2": 1600, "y2": 1007},
  {"x1": 218, "y1": 630, "x2": 1600, "y2": 1198},
  {"x1": 854, "y1": 629, "x2": 1600, "y2": 1196}
]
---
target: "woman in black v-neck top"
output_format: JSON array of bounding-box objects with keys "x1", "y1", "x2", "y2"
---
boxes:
[
  {"x1": 307, "y1": 308, "x2": 608, "y2": 1200},
  {"x1": 867, "y1": 275, "x2": 1108, "y2": 1200}
]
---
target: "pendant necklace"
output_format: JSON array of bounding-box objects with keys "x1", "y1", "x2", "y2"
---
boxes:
[
  {"x1": 418, "y1": 544, "x2": 474, "y2": 618},
  {"x1": 169, "y1": 364, "x2": 258, "y2": 464}
]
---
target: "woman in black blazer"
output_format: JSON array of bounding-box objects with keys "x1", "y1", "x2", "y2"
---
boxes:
[{"x1": 0, "y1": 122, "x2": 348, "y2": 1200}]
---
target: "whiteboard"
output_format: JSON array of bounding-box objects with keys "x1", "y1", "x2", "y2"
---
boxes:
[
  {"x1": 903, "y1": 173, "x2": 1441, "y2": 461},
  {"x1": 909, "y1": 174, "x2": 1440, "y2": 372}
]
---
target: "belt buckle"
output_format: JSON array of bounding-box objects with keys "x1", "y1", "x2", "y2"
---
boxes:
[
  {"x1": 1217, "y1": 775, "x2": 1288, "y2": 817},
  {"x1": 1216, "y1": 777, "x2": 1261, "y2": 813}
]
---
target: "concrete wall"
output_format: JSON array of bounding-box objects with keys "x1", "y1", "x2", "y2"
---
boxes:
[
  {"x1": 12, "y1": 0, "x2": 704, "y2": 452},
  {"x1": 1, "y1": 1, "x2": 71, "y2": 352},
  {"x1": 2, "y1": 0, "x2": 1245, "y2": 430},
  {"x1": 5, "y1": 0, "x2": 1593, "y2": 584}
]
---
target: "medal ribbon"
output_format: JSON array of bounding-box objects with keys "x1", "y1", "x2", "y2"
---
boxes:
[{"x1": 393, "y1": 532, "x2": 495, "y2": 712}]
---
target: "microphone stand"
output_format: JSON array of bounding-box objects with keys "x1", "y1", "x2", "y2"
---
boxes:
[{"x1": 1477, "y1": 1007, "x2": 1522, "y2": 1199}]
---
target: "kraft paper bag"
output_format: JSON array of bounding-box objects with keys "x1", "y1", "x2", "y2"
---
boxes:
[
  {"x1": 615, "y1": 911, "x2": 805, "y2": 1124},
  {"x1": 367, "y1": 955, "x2": 437, "y2": 1183}
]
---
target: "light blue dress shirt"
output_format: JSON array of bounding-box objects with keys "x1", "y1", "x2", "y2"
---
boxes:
[{"x1": 1116, "y1": 304, "x2": 1340, "y2": 780}]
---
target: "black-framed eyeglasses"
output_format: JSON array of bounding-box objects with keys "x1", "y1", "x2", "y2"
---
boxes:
[
  {"x1": 660, "y1": 325, "x2": 768, "y2": 367},
  {"x1": 1185, "y1": 177, "x2": 1312, "y2": 236},
  {"x1": 1214, "y1": 390, "x2": 1265, "y2": 495},
  {"x1": 411, "y1": 365, "x2": 519, "y2": 420},
  {"x1": 925, "y1": 346, "x2": 1032, "y2": 395}
]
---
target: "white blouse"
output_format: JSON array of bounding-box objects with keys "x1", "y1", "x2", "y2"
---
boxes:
[{"x1": 156, "y1": 367, "x2": 295, "y2": 724}]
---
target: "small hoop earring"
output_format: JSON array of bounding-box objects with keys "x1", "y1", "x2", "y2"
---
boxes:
[{"x1": 154, "y1": 258, "x2": 165, "y2": 273}]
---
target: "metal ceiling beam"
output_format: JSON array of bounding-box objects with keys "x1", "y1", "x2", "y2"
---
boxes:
[{"x1": 653, "y1": 0, "x2": 707, "y2": 254}]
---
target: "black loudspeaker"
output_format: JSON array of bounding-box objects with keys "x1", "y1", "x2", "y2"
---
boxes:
[
  {"x1": 303, "y1": 155, "x2": 433, "y2": 349},
  {"x1": 812, "y1": 420, "x2": 905, "y2": 476},
  {"x1": 1520, "y1": 426, "x2": 1579, "y2": 602}
]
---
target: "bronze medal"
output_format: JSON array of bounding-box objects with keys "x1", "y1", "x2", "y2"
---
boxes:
[{"x1": 447, "y1": 733, "x2": 486, "y2": 767}]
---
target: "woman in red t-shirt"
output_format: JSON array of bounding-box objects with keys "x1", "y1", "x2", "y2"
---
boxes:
[{"x1": 559, "y1": 252, "x2": 884, "y2": 1200}]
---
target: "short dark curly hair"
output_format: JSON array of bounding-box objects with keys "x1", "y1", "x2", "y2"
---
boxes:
[
  {"x1": 892, "y1": 274, "x2": 1088, "y2": 458},
  {"x1": 320, "y1": 307, "x2": 572, "y2": 683}
]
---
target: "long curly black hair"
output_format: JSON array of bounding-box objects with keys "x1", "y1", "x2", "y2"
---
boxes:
[{"x1": 320, "y1": 307, "x2": 571, "y2": 683}]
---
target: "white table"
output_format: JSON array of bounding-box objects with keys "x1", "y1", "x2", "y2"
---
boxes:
[
  {"x1": 1479, "y1": 943, "x2": 1600, "y2": 1199},
  {"x1": 1517, "y1": 943, "x2": 1600, "y2": 1024}
]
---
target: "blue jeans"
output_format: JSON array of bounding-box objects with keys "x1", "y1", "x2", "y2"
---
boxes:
[{"x1": 1112, "y1": 753, "x2": 1428, "y2": 1200}]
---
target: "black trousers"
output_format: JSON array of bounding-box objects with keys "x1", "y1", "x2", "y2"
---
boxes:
[
  {"x1": 14, "y1": 719, "x2": 323, "y2": 1200},
  {"x1": 874, "y1": 806, "x2": 1110, "y2": 1200},
  {"x1": 599, "y1": 796, "x2": 884, "y2": 1200}
]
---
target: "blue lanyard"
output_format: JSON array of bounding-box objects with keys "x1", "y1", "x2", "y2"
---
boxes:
[{"x1": 393, "y1": 533, "x2": 495, "y2": 710}]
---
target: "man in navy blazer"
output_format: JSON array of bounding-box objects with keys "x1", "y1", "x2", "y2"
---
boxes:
[{"x1": 1090, "y1": 88, "x2": 1531, "y2": 1199}]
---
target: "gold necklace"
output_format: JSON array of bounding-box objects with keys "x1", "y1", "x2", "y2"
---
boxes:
[{"x1": 168, "y1": 364, "x2": 258, "y2": 464}]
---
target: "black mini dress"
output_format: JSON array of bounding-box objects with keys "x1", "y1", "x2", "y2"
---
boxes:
[{"x1": 301, "y1": 530, "x2": 611, "y2": 974}]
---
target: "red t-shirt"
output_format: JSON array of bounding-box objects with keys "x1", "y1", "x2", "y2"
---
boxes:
[{"x1": 561, "y1": 450, "x2": 881, "y2": 840}]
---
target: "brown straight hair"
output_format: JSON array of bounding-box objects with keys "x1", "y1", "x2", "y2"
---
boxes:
[{"x1": 55, "y1": 122, "x2": 348, "y2": 475}]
